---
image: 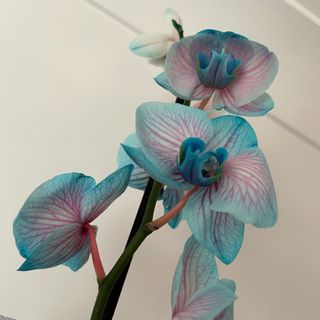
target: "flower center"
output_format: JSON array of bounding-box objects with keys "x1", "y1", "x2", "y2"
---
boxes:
[
  {"x1": 178, "y1": 137, "x2": 228, "y2": 186},
  {"x1": 195, "y1": 48, "x2": 241, "y2": 89}
]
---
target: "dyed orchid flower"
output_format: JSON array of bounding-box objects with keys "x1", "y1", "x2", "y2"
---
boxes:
[
  {"x1": 155, "y1": 29, "x2": 279, "y2": 116},
  {"x1": 123, "y1": 102, "x2": 277, "y2": 264},
  {"x1": 13, "y1": 165, "x2": 133, "y2": 272},
  {"x1": 129, "y1": 8, "x2": 182, "y2": 66},
  {"x1": 172, "y1": 236, "x2": 236, "y2": 320}
]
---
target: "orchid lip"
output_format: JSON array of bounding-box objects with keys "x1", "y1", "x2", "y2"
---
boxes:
[
  {"x1": 178, "y1": 137, "x2": 228, "y2": 186},
  {"x1": 195, "y1": 48, "x2": 241, "y2": 89}
]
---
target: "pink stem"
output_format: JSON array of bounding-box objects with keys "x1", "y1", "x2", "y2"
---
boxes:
[
  {"x1": 198, "y1": 97, "x2": 211, "y2": 110},
  {"x1": 147, "y1": 185, "x2": 200, "y2": 231},
  {"x1": 86, "y1": 224, "x2": 106, "y2": 281}
]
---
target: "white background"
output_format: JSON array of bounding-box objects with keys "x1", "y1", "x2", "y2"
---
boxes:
[{"x1": 0, "y1": 0, "x2": 319, "y2": 319}]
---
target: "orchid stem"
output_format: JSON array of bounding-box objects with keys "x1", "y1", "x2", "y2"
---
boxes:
[
  {"x1": 147, "y1": 185, "x2": 199, "y2": 230},
  {"x1": 101, "y1": 179, "x2": 159, "y2": 319},
  {"x1": 90, "y1": 180, "x2": 162, "y2": 320},
  {"x1": 86, "y1": 224, "x2": 106, "y2": 281},
  {"x1": 90, "y1": 184, "x2": 196, "y2": 320}
]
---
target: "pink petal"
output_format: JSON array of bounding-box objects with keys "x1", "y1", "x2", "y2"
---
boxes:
[
  {"x1": 214, "y1": 38, "x2": 279, "y2": 108},
  {"x1": 222, "y1": 92, "x2": 274, "y2": 116},
  {"x1": 165, "y1": 34, "x2": 217, "y2": 100},
  {"x1": 213, "y1": 148, "x2": 277, "y2": 227}
]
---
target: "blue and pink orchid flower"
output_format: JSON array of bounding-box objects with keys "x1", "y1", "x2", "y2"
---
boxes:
[
  {"x1": 155, "y1": 30, "x2": 279, "y2": 116},
  {"x1": 13, "y1": 165, "x2": 133, "y2": 277},
  {"x1": 172, "y1": 236, "x2": 236, "y2": 320},
  {"x1": 129, "y1": 8, "x2": 182, "y2": 66},
  {"x1": 122, "y1": 102, "x2": 277, "y2": 264}
]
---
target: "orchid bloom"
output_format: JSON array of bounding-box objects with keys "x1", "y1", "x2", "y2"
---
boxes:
[
  {"x1": 13, "y1": 165, "x2": 133, "y2": 276},
  {"x1": 172, "y1": 236, "x2": 236, "y2": 320},
  {"x1": 155, "y1": 30, "x2": 279, "y2": 116},
  {"x1": 129, "y1": 8, "x2": 182, "y2": 66},
  {"x1": 123, "y1": 102, "x2": 277, "y2": 264}
]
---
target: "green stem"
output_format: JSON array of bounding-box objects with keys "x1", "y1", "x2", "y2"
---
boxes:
[
  {"x1": 90, "y1": 181, "x2": 162, "y2": 320},
  {"x1": 142, "y1": 181, "x2": 162, "y2": 224},
  {"x1": 172, "y1": 19, "x2": 184, "y2": 39}
]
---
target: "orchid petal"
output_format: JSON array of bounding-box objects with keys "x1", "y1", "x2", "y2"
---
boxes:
[
  {"x1": 222, "y1": 92, "x2": 274, "y2": 116},
  {"x1": 163, "y1": 187, "x2": 184, "y2": 228},
  {"x1": 213, "y1": 38, "x2": 279, "y2": 108},
  {"x1": 81, "y1": 165, "x2": 133, "y2": 222},
  {"x1": 197, "y1": 29, "x2": 247, "y2": 41},
  {"x1": 173, "y1": 284, "x2": 236, "y2": 320},
  {"x1": 184, "y1": 188, "x2": 244, "y2": 264},
  {"x1": 172, "y1": 236, "x2": 219, "y2": 313},
  {"x1": 172, "y1": 236, "x2": 236, "y2": 319},
  {"x1": 118, "y1": 134, "x2": 149, "y2": 190},
  {"x1": 122, "y1": 144, "x2": 189, "y2": 190},
  {"x1": 155, "y1": 72, "x2": 191, "y2": 100},
  {"x1": 129, "y1": 33, "x2": 172, "y2": 59},
  {"x1": 213, "y1": 279, "x2": 236, "y2": 320},
  {"x1": 163, "y1": 8, "x2": 182, "y2": 40},
  {"x1": 13, "y1": 173, "x2": 95, "y2": 259},
  {"x1": 63, "y1": 226, "x2": 97, "y2": 271},
  {"x1": 213, "y1": 148, "x2": 277, "y2": 227},
  {"x1": 18, "y1": 224, "x2": 86, "y2": 271},
  {"x1": 208, "y1": 115, "x2": 258, "y2": 156},
  {"x1": 164, "y1": 34, "x2": 219, "y2": 99},
  {"x1": 136, "y1": 102, "x2": 215, "y2": 185}
]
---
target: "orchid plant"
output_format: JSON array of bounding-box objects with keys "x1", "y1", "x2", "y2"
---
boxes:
[{"x1": 13, "y1": 9, "x2": 278, "y2": 320}]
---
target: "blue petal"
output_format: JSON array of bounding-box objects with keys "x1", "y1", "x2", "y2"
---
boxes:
[
  {"x1": 117, "y1": 134, "x2": 150, "y2": 190},
  {"x1": 208, "y1": 115, "x2": 258, "y2": 156},
  {"x1": 154, "y1": 72, "x2": 191, "y2": 100},
  {"x1": 163, "y1": 187, "x2": 184, "y2": 228},
  {"x1": 214, "y1": 280, "x2": 237, "y2": 320},
  {"x1": 212, "y1": 148, "x2": 278, "y2": 228},
  {"x1": 122, "y1": 144, "x2": 190, "y2": 190},
  {"x1": 18, "y1": 224, "x2": 85, "y2": 271},
  {"x1": 223, "y1": 93, "x2": 274, "y2": 117},
  {"x1": 197, "y1": 29, "x2": 247, "y2": 40},
  {"x1": 184, "y1": 188, "x2": 244, "y2": 264},
  {"x1": 81, "y1": 165, "x2": 133, "y2": 222}
]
